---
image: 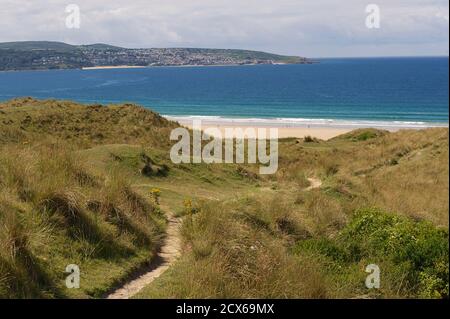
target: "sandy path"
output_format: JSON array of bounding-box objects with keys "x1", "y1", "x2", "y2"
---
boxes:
[
  {"x1": 106, "y1": 215, "x2": 181, "y2": 299},
  {"x1": 106, "y1": 176, "x2": 320, "y2": 299},
  {"x1": 306, "y1": 177, "x2": 322, "y2": 191}
]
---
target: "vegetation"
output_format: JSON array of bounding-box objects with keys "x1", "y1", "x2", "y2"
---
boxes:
[
  {"x1": 0, "y1": 143, "x2": 167, "y2": 298},
  {"x1": 0, "y1": 98, "x2": 448, "y2": 299},
  {"x1": 0, "y1": 98, "x2": 176, "y2": 298},
  {"x1": 294, "y1": 208, "x2": 449, "y2": 298},
  {"x1": 0, "y1": 41, "x2": 307, "y2": 71}
]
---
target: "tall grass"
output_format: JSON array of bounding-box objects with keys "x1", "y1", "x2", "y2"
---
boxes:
[
  {"x1": 0, "y1": 142, "x2": 166, "y2": 298},
  {"x1": 1, "y1": 99, "x2": 448, "y2": 299},
  {"x1": 139, "y1": 197, "x2": 329, "y2": 298}
]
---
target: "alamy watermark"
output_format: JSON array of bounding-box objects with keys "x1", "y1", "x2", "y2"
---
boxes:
[
  {"x1": 365, "y1": 264, "x2": 380, "y2": 289},
  {"x1": 365, "y1": 4, "x2": 381, "y2": 29},
  {"x1": 65, "y1": 4, "x2": 81, "y2": 29},
  {"x1": 170, "y1": 120, "x2": 279, "y2": 174},
  {"x1": 65, "y1": 264, "x2": 80, "y2": 289}
]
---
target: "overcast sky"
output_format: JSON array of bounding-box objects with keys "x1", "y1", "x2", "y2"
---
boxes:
[{"x1": 0, "y1": 0, "x2": 448, "y2": 57}]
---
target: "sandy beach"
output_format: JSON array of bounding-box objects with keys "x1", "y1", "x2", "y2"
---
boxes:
[
  {"x1": 82, "y1": 65, "x2": 147, "y2": 70},
  {"x1": 183, "y1": 123, "x2": 351, "y2": 140},
  {"x1": 81, "y1": 64, "x2": 272, "y2": 70},
  {"x1": 169, "y1": 118, "x2": 352, "y2": 140},
  {"x1": 166, "y1": 117, "x2": 449, "y2": 140}
]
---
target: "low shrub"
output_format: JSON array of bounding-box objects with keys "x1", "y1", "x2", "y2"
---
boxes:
[{"x1": 294, "y1": 208, "x2": 449, "y2": 298}]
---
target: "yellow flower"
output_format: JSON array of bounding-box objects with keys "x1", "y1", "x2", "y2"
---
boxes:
[
  {"x1": 151, "y1": 188, "x2": 161, "y2": 195},
  {"x1": 150, "y1": 188, "x2": 161, "y2": 204},
  {"x1": 184, "y1": 198, "x2": 193, "y2": 215}
]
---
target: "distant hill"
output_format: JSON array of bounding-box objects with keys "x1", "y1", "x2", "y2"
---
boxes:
[
  {"x1": 0, "y1": 41, "x2": 77, "y2": 52},
  {"x1": 78, "y1": 43, "x2": 123, "y2": 50},
  {"x1": 0, "y1": 41, "x2": 310, "y2": 71}
]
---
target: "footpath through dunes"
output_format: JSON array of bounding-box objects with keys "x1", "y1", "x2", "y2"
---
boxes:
[
  {"x1": 0, "y1": 98, "x2": 185, "y2": 298},
  {"x1": 106, "y1": 213, "x2": 182, "y2": 299},
  {"x1": 0, "y1": 98, "x2": 448, "y2": 299},
  {"x1": 108, "y1": 176, "x2": 322, "y2": 298}
]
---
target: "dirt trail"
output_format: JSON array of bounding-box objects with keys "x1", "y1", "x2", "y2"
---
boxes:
[
  {"x1": 107, "y1": 176, "x2": 320, "y2": 299},
  {"x1": 106, "y1": 215, "x2": 181, "y2": 299},
  {"x1": 306, "y1": 177, "x2": 322, "y2": 191}
]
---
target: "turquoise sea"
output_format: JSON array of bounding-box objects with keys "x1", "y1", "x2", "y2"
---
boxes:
[{"x1": 0, "y1": 57, "x2": 448, "y2": 128}]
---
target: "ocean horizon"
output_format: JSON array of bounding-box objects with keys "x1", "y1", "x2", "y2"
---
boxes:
[{"x1": 0, "y1": 57, "x2": 448, "y2": 128}]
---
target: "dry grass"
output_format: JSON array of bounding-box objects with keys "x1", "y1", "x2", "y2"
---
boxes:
[
  {"x1": 0, "y1": 97, "x2": 178, "y2": 148},
  {"x1": 0, "y1": 140, "x2": 167, "y2": 298},
  {"x1": 137, "y1": 128, "x2": 448, "y2": 299},
  {"x1": 138, "y1": 198, "x2": 328, "y2": 298},
  {"x1": 0, "y1": 98, "x2": 448, "y2": 299},
  {"x1": 277, "y1": 127, "x2": 449, "y2": 227}
]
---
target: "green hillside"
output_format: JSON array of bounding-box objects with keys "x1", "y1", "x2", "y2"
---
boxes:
[
  {"x1": 0, "y1": 98, "x2": 448, "y2": 299},
  {"x1": 0, "y1": 41, "x2": 77, "y2": 52},
  {"x1": 0, "y1": 41, "x2": 308, "y2": 71}
]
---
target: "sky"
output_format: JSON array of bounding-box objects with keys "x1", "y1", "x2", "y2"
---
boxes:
[{"x1": 0, "y1": 0, "x2": 448, "y2": 57}]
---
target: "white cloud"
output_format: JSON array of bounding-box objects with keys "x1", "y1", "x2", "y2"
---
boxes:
[{"x1": 0, "y1": 0, "x2": 448, "y2": 57}]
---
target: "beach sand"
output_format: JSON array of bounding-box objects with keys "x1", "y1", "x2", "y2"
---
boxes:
[
  {"x1": 177, "y1": 121, "x2": 352, "y2": 140},
  {"x1": 166, "y1": 117, "x2": 448, "y2": 140},
  {"x1": 82, "y1": 65, "x2": 147, "y2": 70}
]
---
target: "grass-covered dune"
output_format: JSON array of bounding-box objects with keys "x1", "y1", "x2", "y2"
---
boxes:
[
  {"x1": 0, "y1": 97, "x2": 177, "y2": 147},
  {"x1": 0, "y1": 98, "x2": 448, "y2": 299},
  {"x1": 0, "y1": 98, "x2": 178, "y2": 298}
]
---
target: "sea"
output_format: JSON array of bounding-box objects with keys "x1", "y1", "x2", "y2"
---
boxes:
[{"x1": 0, "y1": 57, "x2": 448, "y2": 129}]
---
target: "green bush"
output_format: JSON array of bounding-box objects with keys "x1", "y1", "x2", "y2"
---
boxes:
[
  {"x1": 355, "y1": 131, "x2": 377, "y2": 141},
  {"x1": 340, "y1": 208, "x2": 448, "y2": 269},
  {"x1": 293, "y1": 208, "x2": 449, "y2": 298}
]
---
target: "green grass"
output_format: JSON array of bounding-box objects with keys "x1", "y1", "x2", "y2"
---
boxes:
[
  {"x1": 0, "y1": 143, "x2": 167, "y2": 298},
  {"x1": 0, "y1": 98, "x2": 448, "y2": 299},
  {"x1": 137, "y1": 196, "x2": 328, "y2": 299},
  {"x1": 293, "y1": 208, "x2": 449, "y2": 298}
]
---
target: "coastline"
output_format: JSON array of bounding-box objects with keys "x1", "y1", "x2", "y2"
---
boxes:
[
  {"x1": 165, "y1": 115, "x2": 449, "y2": 140},
  {"x1": 0, "y1": 63, "x2": 297, "y2": 73},
  {"x1": 1, "y1": 64, "x2": 269, "y2": 73},
  {"x1": 81, "y1": 65, "x2": 148, "y2": 70},
  {"x1": 80, "y1": 63, "x2": 293, "y2": 71}
]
